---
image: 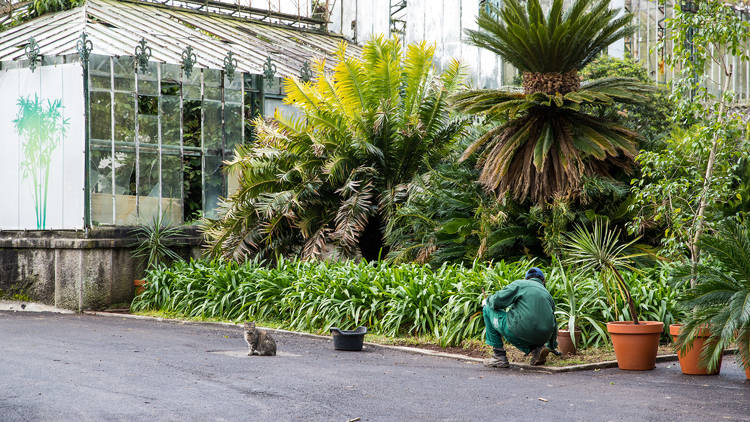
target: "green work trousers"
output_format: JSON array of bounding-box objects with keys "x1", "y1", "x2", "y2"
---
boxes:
[{"x1": 483, "y1": 305, "x2": 535, "y2": 354}]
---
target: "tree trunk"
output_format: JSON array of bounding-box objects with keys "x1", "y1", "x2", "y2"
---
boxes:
[
  {"x1": 613, "y1": 267, "x2": 639, "y2": 325},
  {"x1": 689, "y1": 65, "x2": 733, "y2": 286}
]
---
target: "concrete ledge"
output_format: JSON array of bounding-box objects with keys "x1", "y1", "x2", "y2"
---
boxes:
[
  {"x1": 0, "y1": 300, "x2": 74, "y2": 314},
  {"x1": 0, "y1": 229, "x2": 202, "y2": 309},
  {"x1": 0, "y1": 237, "x2": 202, "y2": 249}
]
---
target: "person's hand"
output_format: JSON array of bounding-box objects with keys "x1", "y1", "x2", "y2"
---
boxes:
[{"x1": 481, "y1": 298, "x2": 487, "y2": 307}]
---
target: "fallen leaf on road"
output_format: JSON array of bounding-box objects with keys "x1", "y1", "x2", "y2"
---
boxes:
[{"x1": 538, "y1": 398, "x2": 548, "y2": 402}]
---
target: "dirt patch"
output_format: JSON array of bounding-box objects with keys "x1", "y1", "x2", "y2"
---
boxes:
[
  {"x1": 388, "y1": 338, "x2": 677, "y2": 367},
  {"x1": 388, "y1": 341, "x2": 492, "y2": 359}
]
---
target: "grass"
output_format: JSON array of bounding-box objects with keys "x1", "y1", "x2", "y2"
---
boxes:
[{"x1": 132, "y1": 309, "x2": 678, "y2": 367}]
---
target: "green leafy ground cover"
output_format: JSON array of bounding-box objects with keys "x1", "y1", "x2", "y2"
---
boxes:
[{"x1": 131, "y1": 259, "x2": 685, "y2": 350}]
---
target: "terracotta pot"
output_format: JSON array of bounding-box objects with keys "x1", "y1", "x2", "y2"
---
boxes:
[
  {"x1": 558, "y1": 329, "x2": 582, "y2": 356},
  {"x1": 134, "y1": 279, "x2": 147, "y2": 295},
  {"x1": 607, "y1": 321, "x2": 664, "y2": 371},
  {"x1": 740, "y1": 343, "x2": 750, "y2": 380},
  {"x1": 669, "y1": 324, "x2": 721, "y2": 375}
]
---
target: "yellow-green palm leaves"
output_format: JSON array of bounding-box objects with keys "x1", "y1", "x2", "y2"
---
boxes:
[
  {"x1": 455, "y1": 0, "x2": 651, "y2": 204},
  {"x1": 203, "y1": 37, "x2": 467, "y2": 261}
]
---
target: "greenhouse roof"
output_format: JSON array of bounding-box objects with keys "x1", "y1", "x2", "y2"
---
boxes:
[{"x1": 0, "y1": 0, "x2": 359, "y2": 76}]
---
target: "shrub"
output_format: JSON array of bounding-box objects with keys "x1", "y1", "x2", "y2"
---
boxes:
[{"x1": 132, "y1": 259, "x2": 683, "y2": 347}]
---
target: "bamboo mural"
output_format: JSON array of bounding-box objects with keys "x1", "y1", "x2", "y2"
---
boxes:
[{"x1": 13, "y1": 95, "x2": 69, "y2": 229}]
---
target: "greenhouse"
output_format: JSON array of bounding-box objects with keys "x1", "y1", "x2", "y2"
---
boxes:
[
  {"x1": 0, "y1": 0, "x2": 358, "y2": 309},
  {"x1": 0, "y1": 0, "x2": 356, "y2": 230}
]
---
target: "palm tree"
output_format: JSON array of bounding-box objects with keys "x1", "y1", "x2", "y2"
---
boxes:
[
  {"x1": 672, "y1": 218, "x2": 750, "y2": 373},
  {"x1": 202, "y1": 37, "x2": 466, "y2": 262},
  {"x1": 453, "y1": 0, "x2": 652, "y2": 204}
]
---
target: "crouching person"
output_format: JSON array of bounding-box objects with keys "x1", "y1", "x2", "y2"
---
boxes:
[{"x1": 482, "y1": 268, "x2": 559, "y2": 368}]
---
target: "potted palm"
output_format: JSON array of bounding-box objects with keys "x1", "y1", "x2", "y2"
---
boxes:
[
  {"x1": 671, "y1": 219, "x2": 750, "y2": 379},
  {"x1": 554, "y1": 265, "x2": 609, "y2": 355},
  {"x1": 131, "y1": 214, "x2": 185, "y2": 294},
  {"x1": 564, "y1": 220, "x2": 663, "y2": 370},
  {"x1": 555, "y1": 264, "x2": 582, "y2": 355}
]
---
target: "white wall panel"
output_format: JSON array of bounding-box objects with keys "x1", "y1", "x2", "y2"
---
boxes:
[
  {"x1": 405, "y1": 0, "x2": 425, "y2": 43},
  {"x1": 16, "y1": 68, "x2": 41, "y2": 230},
  {"x1": 61, "y1": 64, "x2": 85, "y2": 229},
  {"x1": 372, "y1": 0, "x2": 391, "y2": 40},
  {"x1": 329, "y1": 0, "x2": 343, "y2": 34},
  {"x1": 441, "y1": 0, "x2": 462, "y2": 71},
  {"x1": 423, "y1": 0, "x2": 442, "y2": 59},
  {"x1": 0, "y1": 63, "x2": 85, "y2": 230},
  {"x1": 339, "y1": 0, "x2": 357, "y2": 40},
  {"x1": 0, "y1": 69, "x2": 20, "y2": 229},
  {"x1": 355, "y1": 0, "x2": 369, "y2": 41}
]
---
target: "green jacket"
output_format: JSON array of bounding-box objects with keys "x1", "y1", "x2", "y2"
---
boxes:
[{"x1": 488, "y1": 278, "x2": 558, "y2": 349}]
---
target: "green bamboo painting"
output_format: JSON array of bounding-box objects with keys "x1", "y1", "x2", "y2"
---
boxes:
[{"x1": 13, "y1": 95, "x2": 69, "y2": 230}]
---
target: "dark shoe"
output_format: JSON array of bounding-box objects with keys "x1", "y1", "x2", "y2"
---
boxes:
[
  {"x1": 484, "y1": 348, "x2": 510, "y2": 368},
  {"x1": 529, "y1": 346, "x2": 550, "y2": 366}
]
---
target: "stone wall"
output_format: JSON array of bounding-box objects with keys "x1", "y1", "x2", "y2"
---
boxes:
[{"x1": 0, "y1": 228, "x2": 202, "y2": 310}]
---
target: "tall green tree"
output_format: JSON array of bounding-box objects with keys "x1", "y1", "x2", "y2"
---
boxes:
[
  {"x1": 630, "y1": 0, "x2": 750, "y2": 276},
  {"x1": 202, "y1": 37, "x2": 466, "y2": 261},
  {"x1": 453, "y1": 0, "x2": 651, "y2": 204}
]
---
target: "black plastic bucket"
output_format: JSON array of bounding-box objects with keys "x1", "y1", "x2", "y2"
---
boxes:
[{"x1": 330, "y1": 326, "x2": 367, "y2": 351}]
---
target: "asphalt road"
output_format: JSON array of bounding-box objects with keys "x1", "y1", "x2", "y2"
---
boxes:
[{"x1": 1, "y1": 312, "x2": 749, "y2": 422}]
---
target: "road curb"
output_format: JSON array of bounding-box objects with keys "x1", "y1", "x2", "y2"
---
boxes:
[
  {"x1": 84, "y1": 311, "x2": 736, "y2": 373},
  {"x1": 0, "y1": 300, "x2": 74, "y2": 314}
]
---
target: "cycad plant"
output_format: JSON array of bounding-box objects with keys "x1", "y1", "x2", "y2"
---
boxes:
[
  {"x1": 384, "y1": 126, "x2": 540, "y2": 265},
  {"x1": 453, "y1": 0, "x2": 652, "y2": 203},
  {"x1": 202, "y1": 37, "x2": 466, "y2": 261},
  {"x1": 672, "y1": 219, "x2": 750, "y2": 373}
]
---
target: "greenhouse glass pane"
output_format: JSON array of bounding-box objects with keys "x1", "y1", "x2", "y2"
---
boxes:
[
  {"x1": 203, "y1": 153, "x2": 222, "y2": 219},
  {"x1": 161, "y1": 95, "x2": 180, "y2": 146},
  {"x1": 114, "y1": 92, "x2": 135, "y2": 143},
  {"x1": 113, "y1": 147, "x2": 137, "y2": 225},
  {"x1": 90, "y1": 91, "x2": 111, "y2": 141},
  {"x1": 203, "y1": 100, "x2": 222, "y2": 150},
  {"x1": 138, "y1": 114, "x2": 158, "y2": 146},
  {"x1": 183, "y1": 100, "x2": 201, "y2": 148},
  {"x1": 183, "y1": 69, "x2": 201, "y2": 100},
  {"x1": 161, "y1": 152, "x2": 183, "y2": 225},
  {"x1": 225, "y1": 74, "x2": 242, "y2": 103},
  {"x1": 264, "y1": 98, "x2": 300, "y2": 120},
  {"x1": 183, "y1": 155, "x2": 202, "y2": 222},
  {"x1": 161, "y1": 63, "x2": 181, "y2": 85},
  {"x1": 265, "y1": 77, "x2": 282, "y2": 95},
  {"x1": 89, "y1": 55, "x2": 111, "y2": 90},
  {"x1": 204, "y1": 68, "x2": 222, "y2": 100},
  {"x1": 138, "y1": 148, "x2": 160, "y2": 222},
  {"x1": 113, "y1": 56, "x2": 135, "y2": 92},
  {"x1": 160, "y1": 63, "x2": 181, "y2": 148},
  {"x1": 224, "y1": 102, "x2": 242, "y2": 155},
  {"x1": 137, "y1": 62, "x2": 158, "y2": 95},
  {"x1": 243, "y1": 73, "x2": 259, "y2": 92},
  {"x1": 137, "y1": 95, "x2": 158, "y2": 115},
  {"x1": 90, "y1": 147, "x2": 114, "y2": 225}
]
